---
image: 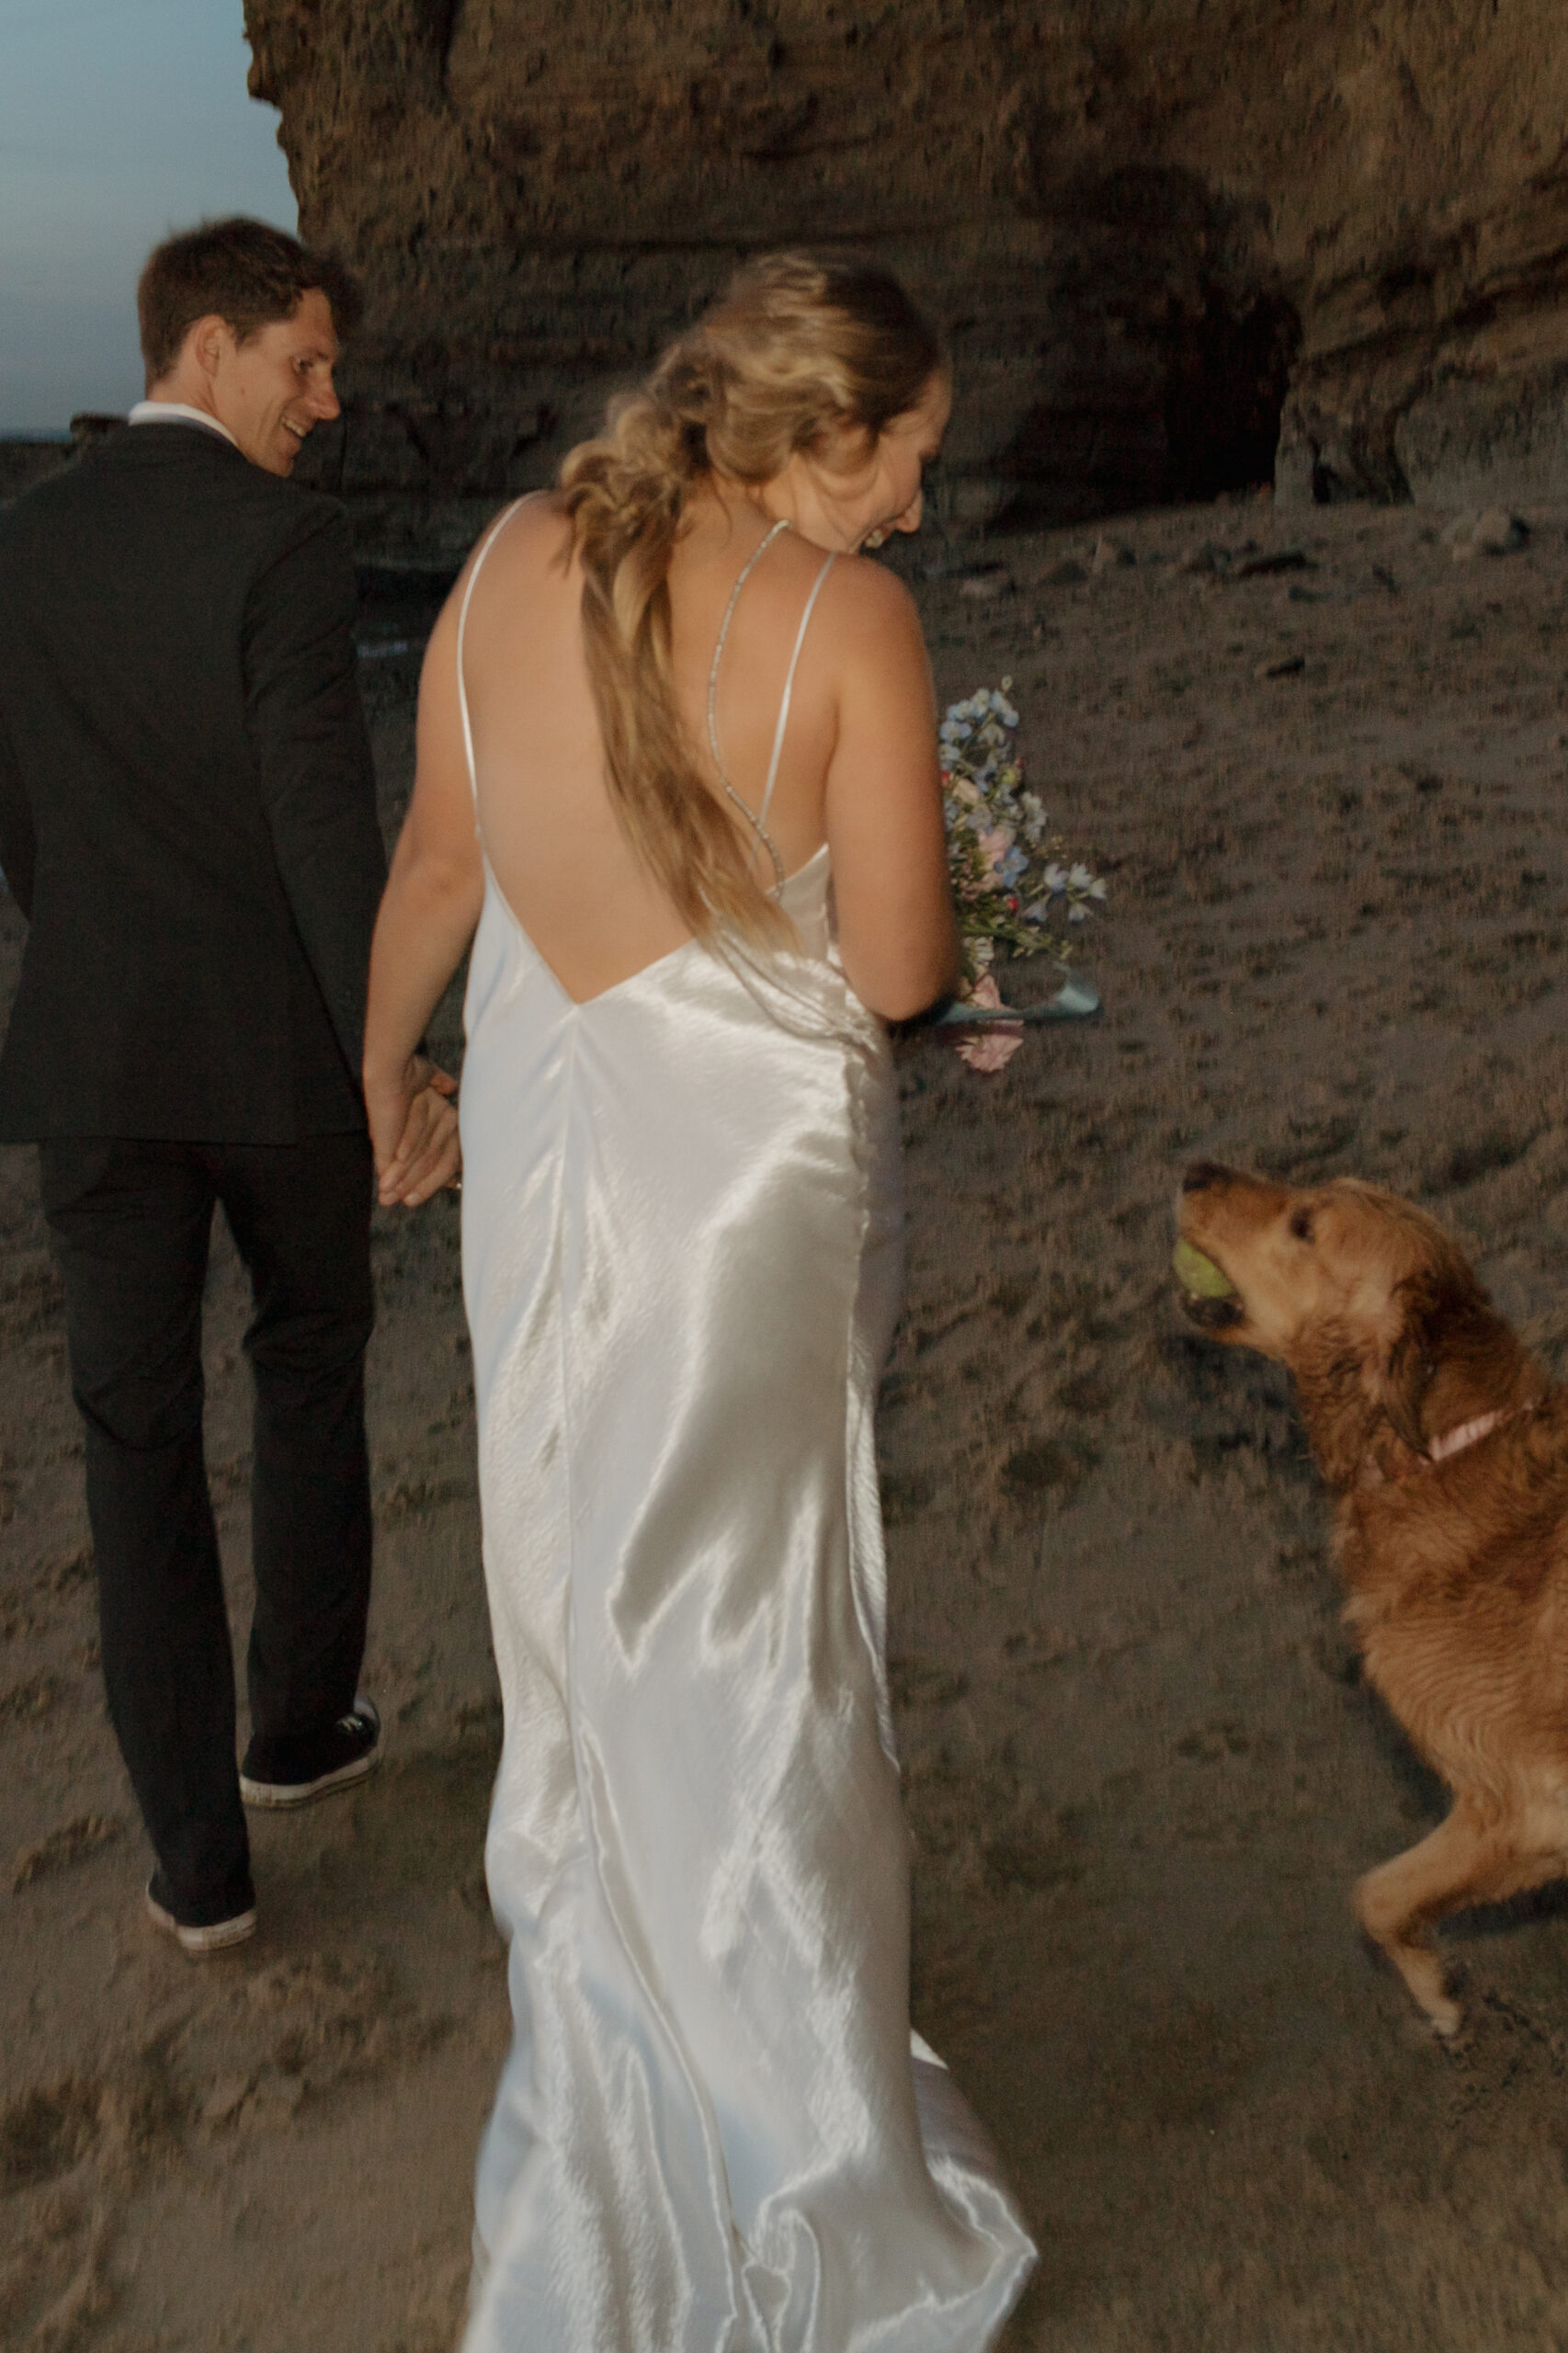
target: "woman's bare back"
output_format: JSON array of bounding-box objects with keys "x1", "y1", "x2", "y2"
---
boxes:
[
  {"x1": 454, "y1": 493, "x2": 847, "y2": 1004},
  {"x1": 405, "y1": 483, "x2": 952, "y2": 1022}
]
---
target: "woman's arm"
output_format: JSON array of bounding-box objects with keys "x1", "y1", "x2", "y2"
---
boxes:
[
  {"x1": 821, "y1": 562, "x2": 959, "y2": 1022},
  {"x1": 364, "y1": 583, "x2": 485, "y2": 1205}
]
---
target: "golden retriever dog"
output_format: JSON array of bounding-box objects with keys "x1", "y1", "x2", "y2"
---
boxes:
[{"x1": 1175, "y1": 1159, "x2": 1568, "y2": 2039}]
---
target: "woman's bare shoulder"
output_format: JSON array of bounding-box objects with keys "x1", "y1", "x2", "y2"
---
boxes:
[
  {"x1": 474, "y1": 491, "x2": 574, "y2": 580},
  {"x1": 809, "y1": 549, "x2": 926, "y2": 673},
  {"x1": 426, "y1": 496, "x2": 574, "y2": 672},
  {"x1": 815, "y1": 547, "x2": 922, "y2": 633},
  {"x1": 437, "y1": 493, "x2": 575, "y2": 633}
]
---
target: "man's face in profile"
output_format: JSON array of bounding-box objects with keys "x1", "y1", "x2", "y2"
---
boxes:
[{"x1": 213, "y1": 288, "x2": 342, "y2": 475}]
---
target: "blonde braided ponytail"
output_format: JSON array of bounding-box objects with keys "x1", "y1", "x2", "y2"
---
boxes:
[{"x1": 559, "y1": 255, "x2": 943, "y2": 949}]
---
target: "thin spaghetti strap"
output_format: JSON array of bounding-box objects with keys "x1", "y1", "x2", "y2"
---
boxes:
[
  {"x1": 456, "y1": 497, "x2": 531, "y2": 807},
  {"x1": 707, "y1": 517, "x2": 791, "y2": 889},
  {"x1": 758, "y1": 550, "x2": 835, "y2": 834},
  {"x1": 708, "y1": 517, "x2": 837, "y2": 895}
]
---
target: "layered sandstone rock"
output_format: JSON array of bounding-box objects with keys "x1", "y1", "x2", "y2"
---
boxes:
[{"x1": 242, "y1": 0, "x2": 1568, "y2": 556}]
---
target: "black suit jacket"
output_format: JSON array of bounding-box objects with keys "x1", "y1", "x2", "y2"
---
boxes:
[{"x1": 0, "y1": 422, "x2": 386, "y2": 1142}]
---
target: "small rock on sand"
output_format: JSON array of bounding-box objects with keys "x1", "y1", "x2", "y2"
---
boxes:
[
  {"x1": 1442, "y1": 508, "x2": 1529, "y2": 560},
  {"x1": 959, "y1": 564, "x2": 1014, "y2": 599},
  {"x1": 1180, "y1": 541, "x2": 1312, "y2": 584},
  {"x1": 1233, "y1": 547, "x2": 1311, "y2": 578}
]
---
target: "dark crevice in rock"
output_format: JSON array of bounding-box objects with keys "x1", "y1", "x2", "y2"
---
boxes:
[
  {"x1": 1164, "y1": 291, "x2": 1301, "y2": 506},
  {"x1": 423, "y1": 0, "x2": 465, "y2": 73}
]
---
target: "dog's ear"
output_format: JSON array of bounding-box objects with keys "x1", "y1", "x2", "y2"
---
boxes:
[
  {"x1": 1375, "y1": 1266, "x2": 1484, "y2": 1454},
  {"x1": 1377, "y1": 1324, "x2": 1434, "y2": 1456}
]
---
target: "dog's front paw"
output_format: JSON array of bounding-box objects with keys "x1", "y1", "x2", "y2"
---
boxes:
[
  {"x1": 1426, "y1": 1995, "x2": 1468, "y2": 2046},
  {"x1": 1392, "y1": 1986, "x2": 1467, "y2": 2047}
]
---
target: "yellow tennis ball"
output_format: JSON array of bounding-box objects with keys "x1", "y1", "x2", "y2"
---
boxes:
[{"x1": 1172, "y1": 1238, "x2": 1235, "y2": 1299}]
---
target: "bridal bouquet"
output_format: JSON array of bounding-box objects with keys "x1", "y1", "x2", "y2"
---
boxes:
[{"x1": 941, "y1": 682, "x2": 1107, "y2": 992}]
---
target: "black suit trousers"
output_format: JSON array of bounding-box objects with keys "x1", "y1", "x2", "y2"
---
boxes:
[{"x1": 39, "y1": 1134, "x2": 375, "y2": 1919}]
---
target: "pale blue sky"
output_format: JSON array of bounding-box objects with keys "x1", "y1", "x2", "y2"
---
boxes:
[{"x1": 1, "y1": 0, "x2": 296, "y2": 430}]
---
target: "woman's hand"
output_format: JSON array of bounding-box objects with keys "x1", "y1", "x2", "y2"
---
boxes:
[
  {"x1": 367, "y1": 1054, "x2": 461, "y2": 1207},
  {"x1": 362, "y1": 540, "x2": 493, "y2": 1205}
]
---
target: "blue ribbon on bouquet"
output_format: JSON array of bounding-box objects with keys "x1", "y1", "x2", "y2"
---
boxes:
[{"x1": 932, "y1": 974, "x2": 1101, "y2": 1025}]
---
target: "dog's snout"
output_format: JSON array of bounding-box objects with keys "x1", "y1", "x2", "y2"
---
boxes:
[{"x1": 1181, "y1": 1159, "x2": 1230, "y2": 1196}]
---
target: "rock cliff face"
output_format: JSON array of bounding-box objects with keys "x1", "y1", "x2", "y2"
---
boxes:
[{"x1": 242, "y1": 0, "x2": 1568, "y2": 557}]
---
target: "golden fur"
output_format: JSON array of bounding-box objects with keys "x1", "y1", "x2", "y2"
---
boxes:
[{"x1": 1177, "y1": 1160, "x2": 1568, "y2": 2037}]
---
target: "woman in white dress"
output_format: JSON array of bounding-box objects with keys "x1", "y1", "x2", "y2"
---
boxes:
[{"x1": 364, "y1": 255, "x2": 1036, "y2": 2351}]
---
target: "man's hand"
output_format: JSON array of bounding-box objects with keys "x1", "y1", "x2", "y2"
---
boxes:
[{"x1": 366, "y1": 1053, "x2": 460, "y2": 1208}]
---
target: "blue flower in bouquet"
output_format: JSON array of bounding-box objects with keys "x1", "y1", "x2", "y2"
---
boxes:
[{"x1": 937, "y1": 678, "x2": 1108, "y2": 991}]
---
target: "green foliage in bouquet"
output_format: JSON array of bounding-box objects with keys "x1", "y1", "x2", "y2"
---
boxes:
[{"x1": 940, "y1": 682, "x2": 1107, "y2": 991}]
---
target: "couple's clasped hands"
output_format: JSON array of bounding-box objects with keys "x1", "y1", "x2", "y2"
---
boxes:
[{"x1": 367, "y1": 1053, "x2": 461, "y2": 1208}]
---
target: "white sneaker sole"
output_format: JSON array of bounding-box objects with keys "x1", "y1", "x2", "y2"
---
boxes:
[
  {"x1": 239, "y1": 1746, "x2": 380, "y2": 1810},
  {"x1": 145, "y1": 1886, "x2": 257, "y2": 1958}
]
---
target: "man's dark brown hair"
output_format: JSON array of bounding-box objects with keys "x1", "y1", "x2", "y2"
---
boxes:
[{"x1": 137, "y1": 217, "x2": 363, "y2": 381}]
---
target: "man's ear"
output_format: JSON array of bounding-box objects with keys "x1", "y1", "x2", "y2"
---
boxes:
[{"x1": 186, "y1": 313, "x2": 232, "y2": 385}]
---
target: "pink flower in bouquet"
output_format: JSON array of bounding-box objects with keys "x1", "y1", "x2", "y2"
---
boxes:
[
  {"x1": 953, "y1": 974, "x2": 1024, "y2": 1073},
  {"x1": 975, "y1": 825, "x2": 1014, "y2": 874}
]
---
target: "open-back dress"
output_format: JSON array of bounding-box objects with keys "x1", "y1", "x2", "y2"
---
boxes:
[{"x1": 454, "y1": 506, "x2": 1036, "y2": 2351}]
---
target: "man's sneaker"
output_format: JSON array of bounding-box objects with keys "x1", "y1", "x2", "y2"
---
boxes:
[
  {"x1": 145, "y1": 1871, "x2": 256, "y2": 1959},
  {"x1": 239, "y1": 1697, "x2": 381, "y2": 1810}
]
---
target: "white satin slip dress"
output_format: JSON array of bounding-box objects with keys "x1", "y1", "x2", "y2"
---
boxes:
[{"x1": 454, "y1": 505, "x2": 1036, "y2": 2352}]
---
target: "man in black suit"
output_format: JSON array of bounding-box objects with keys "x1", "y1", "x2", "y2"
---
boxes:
[{"x1": 0, "y1": 218, "x2": 457, "y2": 1955}]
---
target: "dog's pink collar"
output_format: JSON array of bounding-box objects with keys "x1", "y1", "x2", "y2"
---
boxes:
[
  {"x1": 1358, "y1": 1401, "x2": 1534, "y2": 1493},
  {"x1": 1425, "y1": 1403, "x2": 1528, "y2": 1465}
]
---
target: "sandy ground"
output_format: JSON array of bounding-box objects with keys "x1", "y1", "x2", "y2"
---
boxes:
[{"x1": 6, "y1": 493, "x2": 1568, "y2": 2349}]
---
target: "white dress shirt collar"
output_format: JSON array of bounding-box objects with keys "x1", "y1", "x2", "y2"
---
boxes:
[{"x1": 127, "y1": 400, "x2": 240, "y2": 451}]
